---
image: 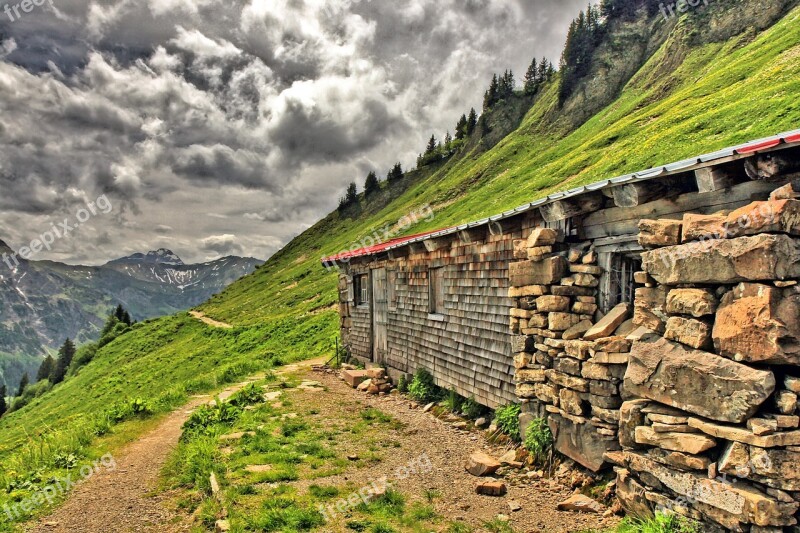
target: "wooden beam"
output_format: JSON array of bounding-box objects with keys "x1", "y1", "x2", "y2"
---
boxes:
[
  {"x1": 744, "y1": 154, "x2": 800, "y2": 182},
  {"x1": 458, "y1": 228, "x2": 485, "y2": 244},
  {"x1": 581, "y1": 180, "x2": 776, "y2": 240},
  {"x1": 408, "y1": 242, "x2": 425, "y2": 254},
  {"x1": 423, "y1": 236, "x2": 451, "y2": 253},
  {"x1": 611, "y1": 182, "x2": 665, "y2": 208},
  {"x1": 695, "y1": 167, "x2": 735, "y2": 193},
  {"x1": 539, "y1": 193, "x2": 604, "y2": 222},
  {"x1": 387, "y1": 247, "x2": 409, "y2": 260}
]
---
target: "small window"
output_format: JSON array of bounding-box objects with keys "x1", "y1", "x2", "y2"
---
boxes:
[
  {"x1": 429, "y1": 267, "x2": 445, "y2": 315},
  {"x1": 602, "y1": 254, "x2": 642, "y2": 312},
  {"x1": 387, "y1": 270, "x2": 397, "y2": 311},
  {"x1": 354, "y1": 274, "x2": 369, "y2": 306}
]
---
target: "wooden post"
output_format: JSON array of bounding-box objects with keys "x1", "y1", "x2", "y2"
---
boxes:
[
  {"x1": 695, "y1": 167, "x2": 734, "y2": 193},
  {"x1": 611, "y1": 182, "x2": 665, "y2": 207}
]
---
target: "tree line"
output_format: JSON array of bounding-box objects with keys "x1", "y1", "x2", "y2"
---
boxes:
[
  {"x1": 338, "y1": 162, "x2": 405, "y2": 212},
  {"x1": 336, "y1": 0, "x2": 664, "y2": 209},
  {"x1": 559, "y1": 0, "x2": 664, "y2": 104},
  {"x1": 0, "y1": 304, "x2": 134, "y2": 417}
]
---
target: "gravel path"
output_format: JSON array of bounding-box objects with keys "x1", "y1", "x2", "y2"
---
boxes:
[
  {"x1": 306, "y1": 369, "x2": 620, "y2": 533},
  {"x1": 24, "y1": 397, "x2": 203, "y2": 533},
  {"x1": 23, "y1": 359, "x2": 326, "y2": 533},
  {"x1": 189, "y1": 310, "x2": 233, "y2": 329},
  {"x1": 24, "y1": 359, "x2": 618, "y2": 532}
]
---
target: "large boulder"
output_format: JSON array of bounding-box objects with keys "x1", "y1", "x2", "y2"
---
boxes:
[
  {"x1": 638, "y1": 219, "x2": 682, "y2": 248},
  {"x1": 549, "y1": 413, "x2": 618, "y2": 472},
  {"x1": 624, "y1": 452, "x2": 798, "y2": 527},
  {"x1": 641, "y1": 234, "x2": 800, "y2": 285},
  {"x1": 665, "y1": 288, "x2": 718, "y2": 317},
  {"x1": 509, "y1": 257, "x2": 568, "y2": 287},
  {"x1": 681, "y1": 200, "x2": 800, "y2": 243},
  {"x1": 624, "y1": 335, "x2": 775, "y2": 424},
  {"x1": 713, "y1": 283, "x2": 800, "y2": 365}
]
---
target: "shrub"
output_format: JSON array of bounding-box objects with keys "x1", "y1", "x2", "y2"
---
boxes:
[
  {"x1": 523, "y1": 417, "x2": 553, "y2": 466},
  {"x1": 182, "y1": 401, "x2": 241, "y2": 435},
  {"x1": 494, "y1": 403, "x2": 522, "y2": 442},
  {"x1": 442, "y1": 388, "x2": 464, "y2": 413},
  {"x1": 396, "y1": 374, "x2": 410, "y2": 393},
  {"x1": 407, "y1": 368, "x2": 441, "y2": 404},
  {"x1": 461, "y1": 396, "x2": 488, "y2": 419},
  {"x1": 107, "y1": 398, "x2": 153, "y2": 422},
  {"x1": 228, "y1": 383, "x2": 264, "y2": 408}
]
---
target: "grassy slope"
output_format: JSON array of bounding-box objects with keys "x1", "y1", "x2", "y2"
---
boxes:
[{"x1": 2, "y1": 3, "x2": 800, "y2": 487}]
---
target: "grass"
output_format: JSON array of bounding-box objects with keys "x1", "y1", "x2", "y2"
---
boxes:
[
  {"x1": 616, "y1": 513, "x2": 702, "y2": 533},
  {"x1": 2, "y1": 3, "x2": 800, "y2": 528},
  {"x1": 163, "y1": 371, "x2": 443, "y2": 532}
]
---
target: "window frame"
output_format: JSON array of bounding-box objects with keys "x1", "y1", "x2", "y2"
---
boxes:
[
  {"x1": 428, "y1": 266, "x2": 446, "y2": 317},
  {"x1": 354, "y1": 273, "x2": 370, "y2": 307}
]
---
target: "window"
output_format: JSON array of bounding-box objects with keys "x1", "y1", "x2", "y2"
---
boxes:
[
  {"x1": 429, "y1": 267, "x2": 445, "y2": 315},
  {"x1": 354, "y1": 274, "x2": 369, "y2": 306},
  {"x1": 387, "y1": 270, "x2": 397, "y2": 311},
  {"x1": 600, "y1": 253, "x2": 642, "y2": 313}
]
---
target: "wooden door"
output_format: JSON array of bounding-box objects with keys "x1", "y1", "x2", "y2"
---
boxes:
[{"x1": 371, "y1": 268, "x2": 388, "y2": 363}]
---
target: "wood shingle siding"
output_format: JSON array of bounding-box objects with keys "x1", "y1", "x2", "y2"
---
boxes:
[{"x1": 341, "y1": 230, "x2": 519, "y2": 407}]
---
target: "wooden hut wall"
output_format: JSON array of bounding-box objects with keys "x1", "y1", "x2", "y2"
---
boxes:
[{"x1": 341, "y1": 215, "x2": 537, "y2": 408}]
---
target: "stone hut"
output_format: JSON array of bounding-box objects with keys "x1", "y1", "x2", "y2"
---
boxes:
[{"x1": 324, "y1": 130, "x2": 800, "y2": 530}]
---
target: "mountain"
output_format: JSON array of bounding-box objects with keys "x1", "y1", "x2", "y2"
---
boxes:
[
  {"x1": 0, "y1": 246, "x2": 262, "y2": 389},
  {"x1": 2, "y1": 0, "x2": 799, "y2": 500}
]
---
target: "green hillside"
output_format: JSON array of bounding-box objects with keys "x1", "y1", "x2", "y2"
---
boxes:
[{"x1": 2, "y1": 0, "x2": 800, "y2": 525}]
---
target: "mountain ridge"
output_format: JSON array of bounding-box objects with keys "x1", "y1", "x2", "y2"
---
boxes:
[{"x1": 0, "y1": 247, "x2": 263, "y2": 390}]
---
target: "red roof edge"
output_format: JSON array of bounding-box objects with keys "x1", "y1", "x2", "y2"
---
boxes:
[
  {"x1": 321, "y1": 228, "x2": 451, "y2": 265},
  {"x1": 784, "y1": 132, "x2": 800, "y2": 144},
  {"x1": 736, "y1": 138, "x2": 783, "y2": 154}
]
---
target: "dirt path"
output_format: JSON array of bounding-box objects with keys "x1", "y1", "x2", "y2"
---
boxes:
[
  {"x1": 24, "y1": 357, "x2": 327, "y2": 533},
  {"x1": 305, "y1": 370, "x2": 620, "y2": 533},
  {"x1": 189, "y1": 310, "x2": 233, "y2": 329}
]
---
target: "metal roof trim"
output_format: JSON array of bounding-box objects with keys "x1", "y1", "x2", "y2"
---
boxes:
[
  {"x1": 635, "y1": 167, "x2": 665, "y2": 179},
  {"x1": 783, "y1": 131, "x2": 800, "y2": 144},
  {"x1": 736, "y1": 138, "x2": 782, "y2": 155},
  {"x1": 699, "y1": 148, "x2": 736, "y2": 163},
  {"x1": 323, "y1": 130, "x2": 800, "y2": 263},
  {"x1": 665, "y1": 158, "x2": 700, "y2": 172},
  {"x1": 586, "y1": 180, "x2": 611, "y2": 191}
]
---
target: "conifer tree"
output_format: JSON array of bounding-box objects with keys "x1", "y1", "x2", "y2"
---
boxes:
[
  {"x1": 0, "y1": 384, "x2": 6, "y2": 417},
  {"x1": 524, "y1": 57, "x2": 539, "y2": 95},
  {"x1": 467, "y1": 108, "x2": 478, "y2": 135},
  {"x1": 387, "y1": 163, "x2": 403, "y2": 183},
  {"x1": 425, "y1": 134, "x2": 438, "y2": 155},
  {"x1": 37, "y1": 355, "x2": 55, "y2": 382},
  {"x1": 345, "y1": 182, "x2": 358, "y2": 204},
  {"x1": 364, "y1": 171, "x2": 380, "y2": 196},
  {"x1": 455, "y1": 114, "x2": 468, "y2": 140},
  {"x1": 444, "y1": 130, "x2": 452, "y2": 148},
  {"x1": 17, "y1": 373, "x2": 29, "y2": 397},
  {"x1": 483, "y1": 74, "x2": 499, "y2": 110},
  {"x1": 50, "y1": 338, "x2": 76, "y2": 385}
]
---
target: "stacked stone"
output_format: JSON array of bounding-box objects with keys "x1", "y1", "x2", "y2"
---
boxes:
[
  {"x1": 613, "y1": 183, "x2": 800, "y2": 531},
  {"x1": 511, "y1": 228, "x2": 635, "y2": 471}
]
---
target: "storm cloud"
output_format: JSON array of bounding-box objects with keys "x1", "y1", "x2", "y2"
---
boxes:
[{"x1": 0, "y1": 0, "x2": 586, "y2": 264}]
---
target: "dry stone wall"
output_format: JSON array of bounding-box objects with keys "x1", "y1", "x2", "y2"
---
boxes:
[
  {"x1": 509, "y1": 228, "x2": 635, "y2": 472},
  {"x1": 612, "y1": 183, "x2": 800, "y2": 531}
]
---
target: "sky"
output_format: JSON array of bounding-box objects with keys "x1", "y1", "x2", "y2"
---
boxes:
[{"x1": 0, "y1": 0, "x2": 587, "y2": 265}]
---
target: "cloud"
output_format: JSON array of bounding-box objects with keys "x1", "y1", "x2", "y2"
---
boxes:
[
  {"x1": 200, "y1": 234, "x2": 244, "y2": 256},
  {"x1": 0, "y1": 0, "x2": 587, "y2": 263}
]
